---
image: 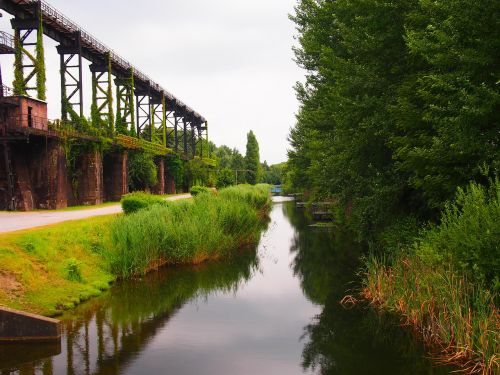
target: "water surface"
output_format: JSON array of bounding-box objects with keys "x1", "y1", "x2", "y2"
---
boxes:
[{"x1": 0, "y1": 198, "x2": 452, "y2": 374}]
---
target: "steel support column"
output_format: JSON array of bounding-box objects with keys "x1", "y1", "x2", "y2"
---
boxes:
[
  {"x1": 182, "y1": 117, "x2": 188, "y2": 155},
  {"x1": 11, "y1": 0, "x2": 46, "y2": 100},
  {"x1": 136, "y1": 90, "x2": 151, "y2": 141},
  {"x1": 150, "y1": 94, "x2": 164, "y2": 145},
  {"x1": 90, "y1": 53, "x2": 114, "y2": 133},
  {"x1": 57, "y1": 31, "x2": 83, "y2": 120},
  {"x1": 115, "y1": 69, "x2": 135, "y2": 135},
  {"x1": 166, "y1": 107, "x2": 176, "y2": 150},
  {"x1": 191, "y1": 122, "x2": 196, "y2": 158}
]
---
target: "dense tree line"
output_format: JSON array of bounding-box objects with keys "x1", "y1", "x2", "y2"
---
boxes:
[{"x1": 288, "y1": 0, "x2": 500, "y2": 240}]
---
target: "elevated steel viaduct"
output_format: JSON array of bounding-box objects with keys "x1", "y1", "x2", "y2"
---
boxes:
[{"x1": 0, "y1": 0, "x2": 214, "y2": 211}]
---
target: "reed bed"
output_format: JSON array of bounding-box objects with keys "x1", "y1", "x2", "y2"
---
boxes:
[
  {"x1": 364, "y1": 255, "x2": 499, "y2": 374},
  {"x1": 106, "y1": 184, "x2": 271, "y2": 278},
  {"x1": 363, "y1": 181, "x2": 500, "y2": 374}
]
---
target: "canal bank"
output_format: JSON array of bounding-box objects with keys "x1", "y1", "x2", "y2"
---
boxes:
[
  {"x1": 1, "y1": 198, "x2": 454, "y2": 374},
  {"x1": 0, "y1": 185, "x2": 271, "y2": 316}
]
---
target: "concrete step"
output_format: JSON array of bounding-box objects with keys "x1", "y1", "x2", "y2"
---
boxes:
[{"x1": 0, "y1": 306, "x2": 61, "y2": 342}]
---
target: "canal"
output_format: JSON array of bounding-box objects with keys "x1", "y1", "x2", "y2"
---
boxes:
[{"x1": 0, "y1": 197, "x2": 452, "y2": 374}]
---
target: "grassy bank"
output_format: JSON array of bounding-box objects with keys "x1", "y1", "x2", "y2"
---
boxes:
[
  {"x1": 363, "y1": 181, "x2": 499, "y2": 374},
  {"x1": 0, "y1": 185, "x2": 271, "y2": 316},
  {"x1": 0, "y1": 216, "x2": 116, "y2": 315}
]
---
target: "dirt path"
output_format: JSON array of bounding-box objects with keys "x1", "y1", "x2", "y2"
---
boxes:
[{"x1": 0, "y1": 194, "x2": 192, "y2": 234}]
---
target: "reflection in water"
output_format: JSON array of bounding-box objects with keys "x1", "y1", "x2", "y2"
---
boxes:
[
  {"x1": 284, "y1": 202, "x2": 452, "y2": 374},
  {"x1": 1, "y1": 252, "x2": 259, "y2": 375},
  {"x1": 1, "y1": 200, "x2": 452, "y2": 375}
]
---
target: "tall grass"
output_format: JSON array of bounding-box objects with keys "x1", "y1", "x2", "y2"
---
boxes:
[
  {"x1": 106, "y1": 184, "x2": 271, "y2": 278},
  {"x1": 363, "y1": 180, "x2": 500, "y2": 374}
]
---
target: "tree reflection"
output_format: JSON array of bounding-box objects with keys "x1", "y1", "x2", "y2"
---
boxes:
[
  {"x1": 0, "y1": 249, "x2": 259, "y2": 375},
  {"x1": 282, "y1": 202, "x2": 452, "y2": 375}
]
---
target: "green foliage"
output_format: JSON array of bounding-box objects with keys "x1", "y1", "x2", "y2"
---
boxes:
[
  {"x1": 245, "y1": 131, "x2": 261, "y2": 185},
  {"x1": 121, "y1": 192, "x2": 167, "y2": 215},
  {"x1": 63, "y1": 139, "x2": 100, "y2": 199},
  {"x1": 36, "y1": 16, "x2": 46, "y2": 101},
  {"x1": 288, "y1": 0, "x2": 500, "y2": 241},
  {"x1": 165, "y1": 155, "x2": 184, "y2": 192},
  {"x1": 185, "y1": 158, "x2": 214, "y2": 188},
  {"x1": 13, "y1": 30, "x2": 25, "y2": 96},
  {"x1": 115, "y1": 114, "x2": 129, "y2": 135},
  {"x1": 416, "y1": 180, "x2": 500, "y2": 290},
  {"x1": 107, "y1": 53, "x2": 114, "y2": 133},
  {"x1": 364, "y1": 252, "x2": 498, "y2": 372},
  {"x1": 261, "y1": 162, "x2": 286, "y2": 185},
  {"x1": 64, "y1": 258, "x2": 83, "y2": 282},
  {"x1": 107, "y1": 185, "x2": 271, "y2": 277},
  {"x1": 190, "y1": 185, "x2": 210, "y2": 196},
  {"x1": 216, "y1": 167, "x2": 235, "y2": 189},
  {"x1": 128, "y1": 151, "x2": 158, "y2": 191}
]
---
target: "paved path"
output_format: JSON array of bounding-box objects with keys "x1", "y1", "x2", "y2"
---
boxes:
[{"x1": 0, "y1": 194, "x2": 192, "y2": 234}]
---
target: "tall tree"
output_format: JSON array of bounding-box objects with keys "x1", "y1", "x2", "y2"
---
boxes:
[
  {"x1": 288, "y1": 0, "x2": 499, "y2": 241},
  {"x1": 245, "y1": 131, "x2": 261, "y2": 185}
]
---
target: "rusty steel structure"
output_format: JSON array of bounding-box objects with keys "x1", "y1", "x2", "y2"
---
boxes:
[
  {"x1": 0, "y1": 0, "x2": 214, "y2": 211},
  {"x1": 0, "y1": 0, "x2": 209, "y2": 152}
]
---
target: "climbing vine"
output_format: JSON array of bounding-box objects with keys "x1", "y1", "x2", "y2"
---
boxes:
[
  {"x1": 12, "y1": 10, "x2": 46, "y2": 100},
  {"x1": 107, "y1": 53, "x2": 114, "y2": 134},
  {"x1": 91, "y1": 73, "x2": 101, "y2": 130},
  {"x1": 162, "y1": 93, "x2": 167, "y2": 147},
  {"x1": 36, "y1": 13, "x2": 46, "y2": 101},
  {"x1": 129, "y1": 69, "x2": 136, "y2": 136},
  {"x1": 13, "y1": 29, "x2": 25, "y2": 96}
]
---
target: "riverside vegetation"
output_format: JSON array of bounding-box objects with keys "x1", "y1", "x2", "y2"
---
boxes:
[
  {"x1": 286, "y1": 0, "x2": 499, "y2": 373},
  {"x1": 0, "y1": 185, "x2": 271, "y2": 315}
]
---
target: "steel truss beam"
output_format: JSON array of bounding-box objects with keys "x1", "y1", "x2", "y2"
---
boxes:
[
  {"x1": 190, "y1": 122, "x2": 196, "y2": 158},
  {"x1": 182, "y1": 117, "x2": 188, "y2": 155},
  {"x1": 136, "y1": 90, "x2": 151, "y2": 141},
  {"x1": 150, "y1": 93, "x2": 166, "y2": 146},
  {"x1": 11, "y1": 1, "x2": 46, "y2": 100},
  {"x1": 165, "y1": 109, "x2": 177, "y2": 150},
  {"x1": 115, "y1": 70, "x2": 135, "y2": 135},
  {"x1": 57, "y1": 31, "x2": 83, "y2": 120},
  {"x1": 90, "y1": 54, "x2": 114, "y2": 133}
]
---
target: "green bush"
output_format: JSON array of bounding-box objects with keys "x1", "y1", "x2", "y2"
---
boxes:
[
  {"x1": 190, "y1": 185, "x2": 210, "y2": 196},
  {"x1": 128, "y1": 152, "x2": 158, "y2": 191},
  {"x1": 121, "y1": 192, "x2": 167, "y2": 215},
  {"x1": 216, "y1": 167, "x2": 235, "y2": 189},
  {"x1": 107, "y1": 185, "x2": 271, "y2": 277},
  {"x1": 64, "y1": 258, "x2": 83, "y2": 282},
  {"x1": 416, "y1": 179, "x2": 500, "y2": 289}
]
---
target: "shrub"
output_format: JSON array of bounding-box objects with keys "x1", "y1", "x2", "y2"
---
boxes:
[
  {"x1": 216, "y1": 168, "x2": 234, "y2": 189},
  {"x1": 121, "y1": 192, "x2": 167, "y2": 215},
  {"x1": 190, "y1": 185, "x2": 210, "y2": 196},
  {"x1": 416, "y1": 179, "x2": 500, "y2": 289},
  {"x1": 128, "y1": 152, "x2": 158, "y2": 191},
  {"x1": 65, "y1": 258, "x2": 83, "y2": 282}
]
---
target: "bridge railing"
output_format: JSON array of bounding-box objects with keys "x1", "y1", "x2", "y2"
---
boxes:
[
  {"x1": 3, "y1": 114, "x2": 48, "y2": 131},
  {"x1": 1, "y1": 84, "x2": 13, "y2": 97},
  {"x1": 0, "y1": 31, "x2": 14, "y2": 50}
]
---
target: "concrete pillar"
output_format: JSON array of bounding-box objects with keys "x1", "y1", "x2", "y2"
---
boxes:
[
  {"x1": 42, "y1": 140, "x2": 68, "y2": 209},
  {"x1": 11, "y1": 149, "x2": 34, "y2": 211},
  {"x1": 7, "y1": 139, "x2": 68, "y2": 211},
  {"x1": 103, "y1": 151, "x2": 128, "y2": 201},
  {"x1": 77, "y1": 149, "x2": 104, "y2": 205},
  {"x1": 152, "y1": 158, "x2": 165, "y2": 195}
]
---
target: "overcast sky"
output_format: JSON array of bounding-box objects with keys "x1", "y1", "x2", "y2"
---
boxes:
[{"x1": 0, "y1": 0, "x2": 303, "y2": 164}]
